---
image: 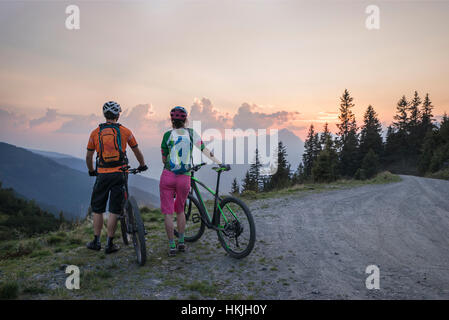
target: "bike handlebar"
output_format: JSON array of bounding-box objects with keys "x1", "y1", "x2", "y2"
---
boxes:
[
  {"x1": 119, "y1": 166, "x2": 143, "y2": 174},
  {"x1": 189, "y1": 163, "x2": 231, "y2": 172},
  {"x1": 190, "y1": 162, "x2": 207, "y2": 172}
]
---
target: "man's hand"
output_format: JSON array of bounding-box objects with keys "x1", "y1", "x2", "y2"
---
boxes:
[
  {"x1": 89, "y1": 170, "x2": 97, "y2": 176},
  {"x1": 137, "y1": 164, "x2": 148, "y2": 172}
]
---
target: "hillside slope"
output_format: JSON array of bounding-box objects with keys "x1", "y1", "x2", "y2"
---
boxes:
[
  {"x1": 0, "y1": 142, "x2": 157, "y2": 219},
  {"x1": 29, "y1": 149, "x2": 160, "y2": 207}
]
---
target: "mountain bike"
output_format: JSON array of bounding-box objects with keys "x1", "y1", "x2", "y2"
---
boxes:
[
  {"x1": 174, "y1": 163, "x2": 256, "y2": 259},
  {"x1": 118, "y1": 166, "x2": 147, "y2": 266},
  {"x1": 87, "y1": 167, "x2": 147, "y2": 265}
]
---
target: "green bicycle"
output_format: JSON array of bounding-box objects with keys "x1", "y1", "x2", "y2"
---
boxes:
[{"x1": 174, "y1": 163, "x2": 256, "y2": 259}]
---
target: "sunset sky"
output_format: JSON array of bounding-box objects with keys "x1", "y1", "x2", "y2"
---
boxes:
[{"x1": 1, "y1": 0, "x2": 449, "y2": 159}]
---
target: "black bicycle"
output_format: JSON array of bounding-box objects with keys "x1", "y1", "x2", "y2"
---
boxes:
[
  {"x1": 174, "y1": 163, "x2": 256, "y2": 259},
  {"x1": 118, "y1": 166, "x2": 147, "y2": 266}
]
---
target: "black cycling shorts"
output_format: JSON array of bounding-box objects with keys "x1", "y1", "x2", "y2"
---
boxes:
[{"x1": 90, "y1": 172, "x2": 125, "y2": 215}]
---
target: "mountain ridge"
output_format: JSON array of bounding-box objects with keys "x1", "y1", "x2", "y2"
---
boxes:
[{"x1": 0, "y1": 142, "x2": 159, "y2": 220}]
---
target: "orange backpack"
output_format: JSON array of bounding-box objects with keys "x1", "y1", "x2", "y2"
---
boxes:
[{"x1": 97, "y1": 123, "x2": 128, "y2": 168}]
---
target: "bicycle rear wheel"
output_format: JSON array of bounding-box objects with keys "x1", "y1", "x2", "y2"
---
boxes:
[
  {"x1": 120, "y1": 216, "x2": 129, "y2": 246},
  {"x1": 125, "y1": 197, "x2": 147, "y2": 266},
  {"x1": 174, "y1": 194, "x2": 205, "y2": 242},
  {"x1": 216, "y1": 196, "x2": 256, "y2": 259}
]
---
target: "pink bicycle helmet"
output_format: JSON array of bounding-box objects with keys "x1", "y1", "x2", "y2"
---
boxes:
[{"x1": 170, "y1": 106, "x2": 187, "y2": 120}]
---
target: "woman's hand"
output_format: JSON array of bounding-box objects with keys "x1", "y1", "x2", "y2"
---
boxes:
[{"x1": 202, "y1": 147, "x2": 221, "y2": 165}]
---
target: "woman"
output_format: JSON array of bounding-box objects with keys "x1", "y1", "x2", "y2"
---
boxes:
[{"x1": 159, "y1": 106, "x2": 221, "y2": 256}]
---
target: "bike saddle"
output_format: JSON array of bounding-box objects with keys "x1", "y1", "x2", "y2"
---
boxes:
[{"x1": 212, "y1": 164, "x2": 231, "y2": 172}]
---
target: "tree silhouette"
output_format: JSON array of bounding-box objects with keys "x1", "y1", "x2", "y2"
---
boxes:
[
  {"x1": 359, "y1": 105, "x2": 383, "y2": 159},
  {"x1": 266, "y1": 141, "x2": 291, "y2": 190},
  {"x1": 336, "y1": 89, "x2": 359, "y2": 177}
]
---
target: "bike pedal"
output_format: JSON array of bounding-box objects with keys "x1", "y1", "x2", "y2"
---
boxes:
[{"x1": 192, "y1": 213, "x2": 201, "y2": 223}]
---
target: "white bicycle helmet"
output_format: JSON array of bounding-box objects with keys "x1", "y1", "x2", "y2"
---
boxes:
[{"x1": 103, "y1": 101, "x2": 122, "y2": 115}]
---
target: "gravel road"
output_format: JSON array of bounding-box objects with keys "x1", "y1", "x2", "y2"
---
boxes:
[{"x1": 251, "y1": 175, "x2": 449, "y2": 299}]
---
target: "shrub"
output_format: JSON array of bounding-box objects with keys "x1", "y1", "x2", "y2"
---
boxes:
[
  {"x1": 355, "y1": 168, "x2": 367, "y2": 180},
  {"x1": 0, "y1": 281, "x2": 19, "y2": 299},
  {"x1": 68, "y1": 237, "x2": 83, "y2": 245},
  {"x1": 240, "y1": 190, "x2": 257, "y2": 200},
  {"x1": 0, "y1": 241, "x2": 38, "y2": 259},
  {"x1": 360, "y1": 149, "x2": 380, "y2": 179},
  {"x1": 30, "y1": 249, "x2": 52, "y2": 258},
  {"x1": 22, "y1": 282, "x2": 47, "y2": 295},
  {"x1": 312, "y1": 149, "x2": 339, "y2": 183},
  {"x1": 46, "y1": 235, "x2": 65, "y2": 245}
]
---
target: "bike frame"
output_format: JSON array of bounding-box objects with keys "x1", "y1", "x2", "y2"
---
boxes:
[
  {"x1": 189, "y1": 168, "x2": 240, "y2": 231},
  {"x1": 120, "y1": 171, "x2": 130, "y2": 216}
]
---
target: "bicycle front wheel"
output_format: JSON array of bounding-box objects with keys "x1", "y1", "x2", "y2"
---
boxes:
[
  {"x1": 125, "y1": 197, "x2": 147, "y2": 266},
  {"x1": 216, "y1": 196, "x2": 256, "y2": 259}
]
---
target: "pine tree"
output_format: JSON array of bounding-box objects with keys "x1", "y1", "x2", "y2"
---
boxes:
[
  {"x1": 241, "y1": 170, "x2": 255, "y2": 192},
  {"x1": 388, "y1": 95, "x2": 410, "y2": 161},
  {"x1": 336, "y1": 89, "x2": 359, "y2": 177},
  {"x1": 443, "y1": 112, "x2": 449, "y2": 125},
  {"x1": 266, "y1": 141, "x2": 291, "y2": 190},
  {"x1": 319, "y1": 122, "x2": 332, "y2": 149},
  {"x1": 312, "y1": 134, "x2": 339, "y2": 182},
  {"x1": 418, "y1": 111, "x2": 449, "y2": 174},
  {"x1": 292, "y1": 162, "x2": 305, "y2": 184},
  {"x1": 418, "y1": 130, "x2": 438, "y2": 174},
  {"x1": 231, "y1": 178, "x2": 240, "y2": 195},
  {"x1": 420, "y1": 93, "x2": 435, "y2": 135},
  {"x1": 408, "y1": 91, "x2": 421, "y2": 130},
  {"x1": 393, "y1": 95, "x2": 409, "y2": 132},
  {"x1": 407, "y1": 91, "x2": 422, "y2": 154},
  {"x1": 248, "y1": 148, "x2": 262, "y2": 192},
  {"x1": 359, "y1": 105, "x2": 383, "y2": 158},
  {"x1": 312, "y1": 130, "x2": 322, "y2": 159},
  {"x1": 359, "y1": 149, "x2": 380, "y2": 180},
  {"x1": 302, "y1": 124, "x2": 318, "y2": 178},
  {"x1": 336, "y1": 89, "x2": 357, "y2": 143}
]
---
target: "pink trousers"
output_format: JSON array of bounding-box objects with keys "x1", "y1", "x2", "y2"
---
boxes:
[{"x1": 159, "y1": 169, "x2": 191, "y2": 215}]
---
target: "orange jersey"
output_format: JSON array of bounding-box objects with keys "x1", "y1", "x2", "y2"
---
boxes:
[{"x1": 87, "y1": 124, "x2": 138, "y2": 173}]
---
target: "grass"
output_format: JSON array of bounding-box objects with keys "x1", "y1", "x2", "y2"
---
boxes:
[
  {"x1": 22, "y1": 281, "x2": 47, "y2": 295},
  {"x1": 0, "y1": 281, "x2": 19, "y2": 299},
  {"x1": 47, "y1": 235, "x2": 65, "y2": 245},
  {"x1": 181, "y1": 280, "x2": 219, "y2": 297},
  {"x1": 0, "y1": 206, "x2": 170, "y2": 299},
  {"x1": 426, "y1": 168, "x2": 449, "y2": 181},
  {"x1": 240, "y1": 171, "x2": 401, "y2": 201},
  {"x1": 29, "y1": 249, "x2": 52, "y2": 258}
]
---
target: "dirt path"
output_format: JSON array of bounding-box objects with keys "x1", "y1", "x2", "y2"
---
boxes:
[
  {"x1": 40, "y1": 175, "x2": 449, "y2": 299},
  {"x1": 250, "y1": 175, "x2": 449, "y2": 299}
]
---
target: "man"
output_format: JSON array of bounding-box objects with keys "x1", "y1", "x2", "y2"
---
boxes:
[{"x1": 86, "y1": 101, "x2": 147, "y2": 254}]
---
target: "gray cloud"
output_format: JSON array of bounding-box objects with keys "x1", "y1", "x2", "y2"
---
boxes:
[
  {"x1": 56, "y1": 113, "x2": 102, "y2": 134},
  {"x1": 121, "y1": 104, "x2": 153, "y2": 129},
  {"x1": 232, "y1": 103, "x2": 300, "y2": 130},
  {"x1": 189, "y1": 98, "x2": 232, "y2": 130},
  {"x1": 0, "y1": 108, "x2": 28, "y2": 131},
  {"x1": 29, "y1": 108, "x2": 59, "y2": 127}
]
